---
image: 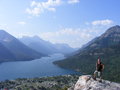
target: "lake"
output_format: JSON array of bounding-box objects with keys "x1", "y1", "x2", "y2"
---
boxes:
[{"x1": 0, "y1": 53, "x2": 79, "y2": 81}]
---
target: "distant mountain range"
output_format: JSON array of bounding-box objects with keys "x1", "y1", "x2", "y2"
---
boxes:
[
  {"x1": 54, "y1": 25, "x2": 120, "y2": 82},
  {"x1": 0, "y1": 30, "x2": 76, "y2": 63},
  {"x1": 0, "y1": 30, "x2": 44, "y2": 63},
  {"x1": 54, "y1": 43, "x2": 77, "y2": 54},
  {"x1": 19, "y1": 36, "x2": 76, "y2": 55}
]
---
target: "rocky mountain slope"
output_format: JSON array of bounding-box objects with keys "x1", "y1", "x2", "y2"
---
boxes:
[
  {"x1": 0, "y1": 75, "x2": 79, "y2": 90},
  {"x1": 69, "y1": 75, "x2": 120, "y2": 90},
  {"x1": 1, "y1": 75, "x2": 120, "y2": 90},
  {"x1": 54, "y1": 25, "x2": 120, "y2": 82}
]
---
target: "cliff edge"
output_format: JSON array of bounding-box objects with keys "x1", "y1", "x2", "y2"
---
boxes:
[{"x1": 69, "y1": 75, "x2": 120, "y2": 90}]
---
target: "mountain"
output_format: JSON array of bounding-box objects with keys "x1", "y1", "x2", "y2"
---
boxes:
[
  {"x1": 69, "y1": 75, "x2": 120, "y2": 90},
  {"x1": 54, "y1": 43, "x2": 76, "y2": 54},
  {"x1": 19, "y1": 36, "x2": 76, "y2": 55},
  {"x1": 54, "y1": 25, "x2": 120, "y2": 82},
  {"x1": 19, "y1": 36, "x2": 60, "y2": 55},
  {"x1": 0, "y1": 75, "x2": 79, "y2": 90},
  {"x1": 0, "y1": 42, "x2": 15, "y2": 62},
  {"x1": 0, "y1": 30, "x2": 45, "y2": 62},
  {"x1": 1, "y1": 75, "x2": 120, "y2": 90}
]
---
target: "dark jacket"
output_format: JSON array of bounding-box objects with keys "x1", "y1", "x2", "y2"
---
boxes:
[{"x1": 96, "y1": 62, "x2": 104, "y2": 71}]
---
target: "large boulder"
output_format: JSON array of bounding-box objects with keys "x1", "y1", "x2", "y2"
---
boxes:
[{"x1": 69, "y1": 75, "x2": 120, "y2": 90}]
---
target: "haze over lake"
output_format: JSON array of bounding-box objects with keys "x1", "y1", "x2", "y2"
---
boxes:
[{"x1": 0, "y1": 53, "x2": 78, "y2": 81}]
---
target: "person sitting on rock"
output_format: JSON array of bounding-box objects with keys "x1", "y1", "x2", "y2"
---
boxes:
[{"x1": 93, "y1": 58, "x2": 104, "y2": 82}]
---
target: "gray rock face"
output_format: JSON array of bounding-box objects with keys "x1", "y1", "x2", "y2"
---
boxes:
[{"x1": 69, "y1": 75, "x2": 120, "y2": 90}]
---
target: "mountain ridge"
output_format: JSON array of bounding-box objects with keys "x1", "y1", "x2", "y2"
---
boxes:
[
  {"x1": 0, "y1": 30, "x2": 45, "y2": 62},
  {"x1": 19, "y1": 35, "x2": 76, "y2": 55},
  {"x1": 54, "y1": 25, "x2": 120, "y2": 82}
]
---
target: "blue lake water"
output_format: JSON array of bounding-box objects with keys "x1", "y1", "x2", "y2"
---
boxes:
[{"x1": 0, "y1": 53, "x2": 79, "y2": 81}]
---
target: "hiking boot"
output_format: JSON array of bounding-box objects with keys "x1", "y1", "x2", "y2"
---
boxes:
[
  {"x1": 92, "y1": 75, "x2": 97, "y2": 80},
  {"x1": 93, "y1": 77, "x2": 97, "y2": 80}
]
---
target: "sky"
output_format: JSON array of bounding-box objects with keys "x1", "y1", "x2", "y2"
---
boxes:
[{"x1": 0, "y1": 0, "x2": 120, "y2": 48}]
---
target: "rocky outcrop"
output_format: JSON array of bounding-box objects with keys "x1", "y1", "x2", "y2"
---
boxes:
[{"x1": 69, "y1": 75, "x2": 120, "y2": 90}]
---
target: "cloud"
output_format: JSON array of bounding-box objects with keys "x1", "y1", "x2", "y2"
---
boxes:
[
  {"x1": 18, "y1": 21, "x2": 26, "y2": 25},
  {"x1": 68, "y1": 0, "x2": 80, "y2": 4},
  {"x1": 92, "y1": 19, "x2": 113, "y2": 26},
  {"x1": 26, "y1": 0, "x2": 61, "y2": 16},
  {"x1": 39, "y1": 27, "x2": 103, "y2": 48},
  {"x1": 0, "y1": 24, "x2": 9, "y2": 30},
  {"x1": 26, "y1": 0, "x2": 80, "y2": 16},
  {"x1": 17, "y1": 33, "x2": 34, "y2": 38},
  {"x1": 16, "y1": 23, "x2": 110, "y2": 48}
]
